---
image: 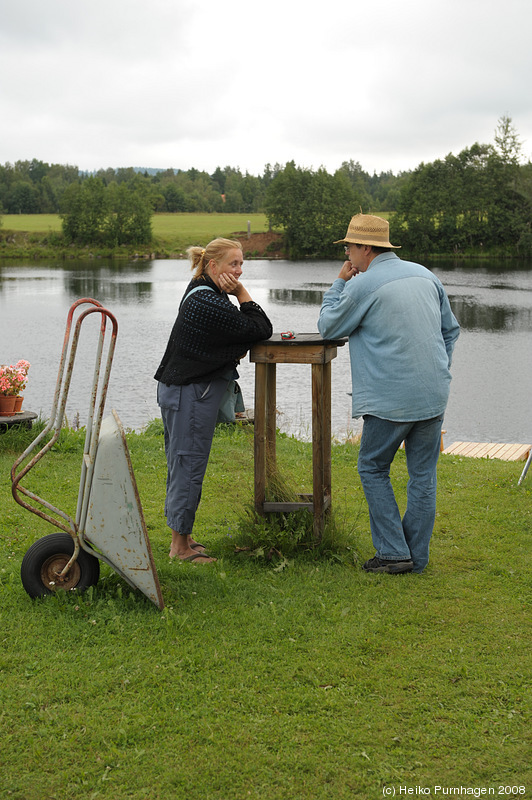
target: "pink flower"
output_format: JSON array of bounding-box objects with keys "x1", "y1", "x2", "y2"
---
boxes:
[{"x1": 0, "y1": 361, "x2": 30, "y2": 396}]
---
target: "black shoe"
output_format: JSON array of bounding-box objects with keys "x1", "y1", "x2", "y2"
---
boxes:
[{"x1": 363, "y1": 556, "x2": 413, "y2": 574}]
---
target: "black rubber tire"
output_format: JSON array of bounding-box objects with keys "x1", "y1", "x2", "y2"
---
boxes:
[{"x1": 21, "y1": 533, "x2": 100, "y2": 599}]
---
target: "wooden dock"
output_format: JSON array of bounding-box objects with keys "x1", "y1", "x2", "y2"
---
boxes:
[{"x1": 442, "y1": 442, "x2": 531, "y2": 461}]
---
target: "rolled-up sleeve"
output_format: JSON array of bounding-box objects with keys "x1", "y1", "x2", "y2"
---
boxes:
[{"x1": 318, "y1": 278, "x2": 365, "y2": 339}]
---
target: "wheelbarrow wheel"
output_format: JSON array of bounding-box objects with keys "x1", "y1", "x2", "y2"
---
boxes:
[{"x1": 21, "y1": 533, "x2": 100, "y2": 599}]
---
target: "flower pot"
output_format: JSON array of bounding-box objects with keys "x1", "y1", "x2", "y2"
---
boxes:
[
  {"x1": 0, "y1": 395, "x2": 17, "y2": 416},
  {"x1": 14, "y1": 396, "x2": 24, "y2": 413}
]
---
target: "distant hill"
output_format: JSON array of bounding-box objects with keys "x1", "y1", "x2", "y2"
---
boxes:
[
  {"x1": 80, "y1": 167, "x2": 177, "y2": 177},
  {"x1": 132, "y1": 167, "x2": 173, "y2": 176}
]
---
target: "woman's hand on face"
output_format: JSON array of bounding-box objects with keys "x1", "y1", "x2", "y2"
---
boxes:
[
  {"x1": 217, "y1": 269, "x2": 253, "y2": 304},
  {"x1": 218, "y1": 271, "x2": 243, "y2": 296}
]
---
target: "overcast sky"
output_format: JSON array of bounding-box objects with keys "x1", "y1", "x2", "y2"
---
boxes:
[{"x1": 2, "y1": 0, "x2": 531, "y2": 177}]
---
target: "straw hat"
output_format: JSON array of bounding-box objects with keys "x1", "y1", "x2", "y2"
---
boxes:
[{"x1": 333, "y1": 213, "x2": 400, "y2": 248}]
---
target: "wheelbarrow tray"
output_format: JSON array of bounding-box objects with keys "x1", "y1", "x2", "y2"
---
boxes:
[{"x1": 84, "y1": 410, "x2": 164, "y2": 609}]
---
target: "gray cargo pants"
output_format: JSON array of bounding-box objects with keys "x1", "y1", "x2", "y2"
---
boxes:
[{"x1": 157, "y1": 377, "x2": 229, "y2": 535}]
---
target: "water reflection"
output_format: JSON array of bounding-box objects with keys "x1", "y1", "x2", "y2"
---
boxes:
[
  {"x1": 269, "y1": 287, "x2": 325, "y2": 305},
  {"x1": 425, "y1": 257, "x2": 532, "y2": 273},
  {"x1": 0, "y1": 257, "x2": 153, "y2": 275},
  {"x1": 269, "y1": 281, "x2": 532, "y2": 335},
  {"x1": 448, "y1": 295, "x2": 532, "y2": 332},
  {"x1": 65, "y1": 275, "x2": 153, "y2": 303}
]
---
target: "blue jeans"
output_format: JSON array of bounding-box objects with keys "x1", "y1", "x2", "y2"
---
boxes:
[{"x1": 357, "y1": 414, "x2": 443, "y2": 572}]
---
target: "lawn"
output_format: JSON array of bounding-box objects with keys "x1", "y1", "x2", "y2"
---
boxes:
[
  {"x1": 2, "y1": 212, "x2": 269, "y2": 237},
  {"x1": 1, "y1": 213, "x2": 63, "y2": 232},
  {"x1": 0, "y1": 212, "x2": 272, "y2": 259},
  {"x1": 0, "y1": 422, "x2": 530, "y2": 799}
]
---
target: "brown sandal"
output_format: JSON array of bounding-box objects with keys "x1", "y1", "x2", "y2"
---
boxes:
[{"x1": 180, "y1": 552, "x2": 216, "y2": 563}]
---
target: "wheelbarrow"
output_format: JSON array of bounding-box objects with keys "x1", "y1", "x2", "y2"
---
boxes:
[{"x1": 11, "y1": 299, "x2": 164, "y2": 609}]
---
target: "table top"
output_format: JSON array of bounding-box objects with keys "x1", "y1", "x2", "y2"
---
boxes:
[
  {"x1": 253, "y1": 333, "x2": 347, "y2": 347},
  {"x1": 249, "y1": 333, "x2": 347, "y2": 365},
  {"x1": 0, "y1": 410, "x2": 38, "y2": 427}
]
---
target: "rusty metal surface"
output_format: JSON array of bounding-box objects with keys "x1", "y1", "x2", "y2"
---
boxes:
[
  {"x1": 11, "y1": 299, "x2": 164, "y2": 608},
  {"x1": 11, "y1": 298, "x2": 112, "y2": 534},
  {"x1": 83, "y1": 412, "x2": 164, "y2": 609}
]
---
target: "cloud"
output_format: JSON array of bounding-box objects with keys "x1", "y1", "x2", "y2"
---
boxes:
[{"x1": 1, "y1": 0, "x2": 531, "y2": 175}]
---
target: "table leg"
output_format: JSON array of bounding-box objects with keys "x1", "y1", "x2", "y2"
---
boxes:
[
  {"x1": 265, "y1": 363, "x2": 277, "y2": 481},
  {"x1": 254, "y1": 362, "x2": 267, "y2": 515},
  {"x1": 323, "y1": 360, "x2": 332, "y2": 498},
  {"x1": 311, "y1": 363, "x2": 325, "y2": 540}
]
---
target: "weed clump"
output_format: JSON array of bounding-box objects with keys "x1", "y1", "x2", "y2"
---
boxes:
[{"x1": 229, "y1": 468, "x2": 359, "y2": 563}]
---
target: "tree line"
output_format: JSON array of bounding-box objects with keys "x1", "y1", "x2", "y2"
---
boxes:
[
  {"x1": 390, "y1": 117, "x2": 532, "y2": 257},
  {"x1": 0, "y1": 158, "x2": 401, "y2": 248},
  {"x1": 0, "y1": 159, "x2": 399, "y2": 218},
  {"x1": 0, "y1": 117, "x2": 530, "y2": 256},
  {"x1": 266, "y1": 118, "x2": 532, "y2": 258}
]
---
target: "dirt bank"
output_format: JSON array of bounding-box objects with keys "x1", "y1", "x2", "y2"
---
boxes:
[{"x1": 233, "y1": 231, "x2": 286, "y2": 258}]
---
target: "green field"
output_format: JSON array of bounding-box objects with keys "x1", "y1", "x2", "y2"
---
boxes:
[
  {"x1": 0, "y1": 213, "x2": 272, "y2": 258},
  {"x1": 0, "y1": 422, "x2": 530, "y2": 798},
  {"x1": 2, "y1": 212, "x2": 269, "y2": 238},
  {"x1": 2, "y1": 213, "x2": 63, "y2": 232},
  {"x1": 152, "y1": 212, "x2": 270, "y2": 241}
]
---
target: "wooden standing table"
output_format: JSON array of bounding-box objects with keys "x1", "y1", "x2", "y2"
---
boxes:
[{"x1": 249, "y1": 333, "x2": 347, "y2": 540}]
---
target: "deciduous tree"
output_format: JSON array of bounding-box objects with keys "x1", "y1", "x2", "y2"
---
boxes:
[{"x1": 265, "y1": 163, "x2": 357, "y2": 258}]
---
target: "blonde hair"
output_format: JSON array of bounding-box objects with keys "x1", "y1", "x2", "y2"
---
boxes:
[{"x1": 187, "y1": 238, "x2": 243, "y2": 279}]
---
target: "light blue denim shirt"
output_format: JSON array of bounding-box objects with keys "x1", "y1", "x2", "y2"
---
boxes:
[{"x1": 318, "y1": 252, "x2": 460, "y2": 421}]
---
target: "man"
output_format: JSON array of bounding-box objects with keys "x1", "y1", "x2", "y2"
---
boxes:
[{"x1": 318, "y1": 214, "x2": 460, "y2": 574}]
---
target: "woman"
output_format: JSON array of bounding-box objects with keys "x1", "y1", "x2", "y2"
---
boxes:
[{"x1": 155, "y1": 238, "x2": 273, "y2": 563}]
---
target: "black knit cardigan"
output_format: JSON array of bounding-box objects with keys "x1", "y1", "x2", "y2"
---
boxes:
[{"x1": 154, "y1": 276, "x2": 273, "y2": 386}]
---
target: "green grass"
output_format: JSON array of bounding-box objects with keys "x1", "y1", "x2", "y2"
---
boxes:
[
  {"x1": 1, "y1": 423, "x2": 530, "y2": 799},
  {"x1": 151, "y1": 213, "x2": 270, "y2": 255},
  {"x1": 0, "y1": 212, "x2": 272, "y2": 259},
  {"x1": 1, "y1": 214, "x2": 63, "y2": 232},
  {"x1": 152, "y1": 212, "x2": 269, "y2": 239},
  {"x1": 1, "y1": 212, "x2": 269, "y2": 235}
]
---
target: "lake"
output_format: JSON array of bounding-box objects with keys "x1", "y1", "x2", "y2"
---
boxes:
[{"x1": 1, "y1": 257, "x2": 531, "y2": 448}]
